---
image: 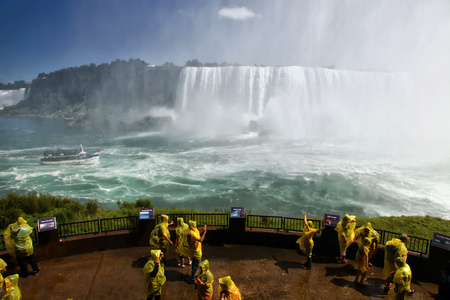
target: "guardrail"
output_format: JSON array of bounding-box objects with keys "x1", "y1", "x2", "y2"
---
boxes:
[{"x1": 0, "y1": 215, "x2": 435, "y2": 256}]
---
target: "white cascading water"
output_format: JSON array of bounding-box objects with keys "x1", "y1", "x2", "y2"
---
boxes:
[
  {"x1": 175, "y1": 66, "x2": 414, "y2": 140},
  {"x1": 0, "y1": 88, "x2": 27, "y2": 109}
]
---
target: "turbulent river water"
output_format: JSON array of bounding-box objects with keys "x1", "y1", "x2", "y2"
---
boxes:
[{"x1": 1, "y1": 116, "x2": 449, "y2": 219}]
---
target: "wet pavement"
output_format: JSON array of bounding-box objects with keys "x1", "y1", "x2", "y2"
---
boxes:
[{"x1": 7, "y1": 244, "x2": 439, "y2": 299}]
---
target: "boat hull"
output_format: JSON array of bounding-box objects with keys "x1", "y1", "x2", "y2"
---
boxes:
[{"x1": 40, "y1": 154, "x2": 100, "y2": 165}]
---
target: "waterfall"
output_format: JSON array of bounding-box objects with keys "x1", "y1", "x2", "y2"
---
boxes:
[
  {"x1": 0, "y1": 88, "x2": 28, "y2": 110},
  {"x1": 175, "y1": 66, "x2": 414, "y2": 139}
]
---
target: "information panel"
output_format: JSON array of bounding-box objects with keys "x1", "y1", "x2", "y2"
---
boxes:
[
  {"x1": 139, "y1": 208, "x2": 155, "y2": 220},
  {"x1": 323, "y1": 214, "x2": 340, "y2": 227},
  {"x1": 431, "y1": 233, "x2": 450, "y2": 251},
  {"x1": 38, "y1": 217, "x2": 57, "y2": 232},
  {"x1": 230, "y1": 207, "x2": 245, "y2": 218}
]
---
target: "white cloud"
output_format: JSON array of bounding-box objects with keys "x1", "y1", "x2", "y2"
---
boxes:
[{"x1": 218, "y1": 7, "x2": 255, "y2": 20}]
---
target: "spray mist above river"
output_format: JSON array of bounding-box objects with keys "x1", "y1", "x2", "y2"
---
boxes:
[{"x1": 1, "y1": 66, "x2": 450, "y2": 219}]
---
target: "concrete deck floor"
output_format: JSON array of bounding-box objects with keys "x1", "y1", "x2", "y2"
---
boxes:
[{"x1": 7, "y1": 244, "x2": 439, "y2": 299}]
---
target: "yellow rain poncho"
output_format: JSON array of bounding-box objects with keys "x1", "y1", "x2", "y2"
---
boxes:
[
  {"x1": 383, "y1": 238, "x2": 408, "y2": 277},
  {"x1": 149, "y1": 215, "x2": 171, "y2": 254},
  {"x1": 296, "y1": 221, "x2": 320, "y2": 257},
  {"x1": 335, "y1": 214, "x2": 356, "y2": 251},
  {"x1": 189, "y1": 221, "x2": 202, "y2": 259},
  {"x1": 2, "y1": 274, "x2": 22, "y2": 300},
  {"x1": 195, "y1": 260, "x2": 214, "y2": 300},
  {"x1": 143, "y1": 250, "x2": 166, "y2": 298},
  {"x1": 3, "y1": 217, "x2": 34, "y2": 258},
  {"x1": 354, "y1": 222, "x2": 379, "y2": 258},
  {"x1": 354, "y1": 237, "x2": 371, "y2": 273},
  {"x1": 388, "y1": 258, "x2": 412, "y2": 300},
  {"x1": 218, "y1": 276, "x2": 242, "y2": 300},
  {"x1": 175, "y1": 218, "x2": 191, "y2": 258},
  {"x1": 0, "y1": 259, "x2": 7, "y2": 292}
]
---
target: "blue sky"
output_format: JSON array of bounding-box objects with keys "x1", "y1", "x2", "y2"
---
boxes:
[{"x1": 1, "y1": 0, "x2": 449, "y2": 83}]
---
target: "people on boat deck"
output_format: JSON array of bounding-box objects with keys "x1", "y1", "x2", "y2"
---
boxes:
[
  {"x1": 188, "y1": 221, "x2": 207, "y2": 283},
  {"x1": 3, "y1": 217, "x2": 40, "y2": 278},
  {"x1": 334, "y1": 214, "x2": 357, "y2": 263},
  {"x1": 296, "y1": 211, "x2": 325, "y2": 270},
  {"x1": 194, "y1": 260, "x2": 214, "y2": 300},
  {"x1": 383, "y1": 234, "x2": 408, "y2": 290},
  {"x1": 175, "y1": 218, "x2": 191, "y2": 268},
  {"x1": 143, "y1": 250, "x2": 166, "y2": 300},
  {"x1": 218, "y1": 276, "x2": 242, "y2": 300},
  {"x1": 149, "y1": 215, "x2": 173, "y2": 263}
]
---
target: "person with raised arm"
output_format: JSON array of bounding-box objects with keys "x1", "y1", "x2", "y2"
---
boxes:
[{"x1": 296, "y1": 211, "x2": 325, "y2": 270}]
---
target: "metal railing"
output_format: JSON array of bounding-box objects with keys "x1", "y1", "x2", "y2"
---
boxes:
[
  {"x1": 59, "y1": 219, "x2": 100, "y2": 238},
  {"x1": 100, "y1": 216, "x2": 138, "y2": 233},
  {"x1": 156, "y1": 213, "x2": 229, "y2": 228},
  {"x1": 247, "y1": 215, "x2": 284, "y2": 230},
  {"x1": 284, "y1": 217, "x2": 322, "y2": 232},
  {"x1": 378, "y1": 229, "x2": 430, "y2": 256}
]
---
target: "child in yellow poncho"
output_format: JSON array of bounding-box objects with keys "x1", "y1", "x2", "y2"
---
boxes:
[
  {"x1": 296, "y1": 212, "x2": 325, "y2": 270},
  {"x1": 388, "y1": 257, "x2": 413, "y2": 300},
  {"x1": 218, "y1": 276, "x2": 241, "y2": 300},
  {"x1": 2, "y1": 274, "x2": 22, "y2": 300},
  {"x1": 194, "y1": 260, "x2": 214, "y2": 300},
  {"x1": 354, "y1": 222, "x2": 379, "y2": 264},
  {"x1": 384, "y1": 234, "x2": 408, "y2": 290},
  {"x1": 334, "y1": 214, "x2": 356, "y2": 263},
  {"x1": 354, "y1": 237, "x2": 371, "y2": 286}
]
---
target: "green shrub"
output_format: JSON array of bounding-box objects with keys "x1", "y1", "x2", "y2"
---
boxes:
[{"x1": 85, "y1": 200, "x2": 99, "y2": 215}]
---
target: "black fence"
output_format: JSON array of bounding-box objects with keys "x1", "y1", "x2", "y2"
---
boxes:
[{"x1": 0, "y1": 214, "x2": 434, "y2": 255}]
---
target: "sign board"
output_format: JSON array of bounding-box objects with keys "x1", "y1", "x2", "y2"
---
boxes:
[
  {"x1": 230, "y1": 207, "x2": 245, "y2": 218},
  {"x1": 431, "y1": 233, "x2": 450, "y2": 251},
  {"x1": 139, "y1": 208, "x2": 155, "y2": 220},
  {"x1": 323, "y1": 214, "x2": 340, "y2": 227},
  {"x1": 37, "y1": 217, "x2": 57, "y2": 232}
]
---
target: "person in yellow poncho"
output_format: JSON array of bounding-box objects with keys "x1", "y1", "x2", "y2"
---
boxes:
[
  {"x1": 296, "y1": 212, "x2": 325, "y2": 270},
  {"x1": 2, "y1": 274, "x2": 21, "y2": 300},
  {"x1": 149, "y1": 215, "x2": 173, "y2": 263},
  {"x1": 388, "y1": 257, "x2": 413, "y2": 300},
  {"x1": 175, "y1": 218, "x2": 191, "y2": 268},
  {"x1": 194, "y1": 260, "x2": 214, "y2": 300},
  {"x1": 354, "y1": 237, "x2": 371, "y2": 286},
  {"x1": 218, "y1": 276, "x2": 241, "y2": 300},
  {"x1": 3, "y1": 217, "x2": 39, "y2": 278},
  {"x1": 188, "y1": 220, "x2": 207, "y2": 283},
  {"x1": 383, "y1": 234, "x2": 408, "y2": 291},
  {"x1": 354, "y1": 222, "x2": 379, "y2": 265},
  {"x1": 0, "y1": 259, "x2": 7, "y2": 295},
  {"x1": 334, "y1": 214, "x2": 356, "y2": 263},
  {"x1": 143, "y1": 250, "x2": 166, "y2": 300}
]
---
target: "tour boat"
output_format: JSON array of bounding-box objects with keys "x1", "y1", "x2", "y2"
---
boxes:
[{"x1": 40, "y1": 145, "x2": 99, "y2": 165}]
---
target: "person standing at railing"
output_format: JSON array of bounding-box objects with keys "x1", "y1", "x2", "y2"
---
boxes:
[
  {"x1": 188, "y1": 220, "x2": 207, "y2": 284},
  {"x1": 194, "y1": 260, "x2": 214, "y2": 300},
  {"x1": 296, "y1": 212, "x2": 325, "y2": 270},
  {"x1": 3, "y1": 217, "x2": 40, "y2": 278},
  {"x1": 143, "y1": 250, "x2": 166, "y2": 300},
  {"x1": 335, "y1": 214, "x2": 357, "y2": 263},
  {"x1": 149, "y1": 215, "x2": 173, "y2": 264},
  {"x1": 354, "y1": 222, "x2": 379, "y2": 266},
  {"x1": 175, "y1": 218, "x2": 191, "y2": 268},
  {"x1": 383, "y1": 234, "x2": 409, "y2": 291}
]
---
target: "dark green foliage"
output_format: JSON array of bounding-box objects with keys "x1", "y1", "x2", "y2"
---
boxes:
[{"x1": 85, "y1": 200, "x2": 99, "y2": 215}]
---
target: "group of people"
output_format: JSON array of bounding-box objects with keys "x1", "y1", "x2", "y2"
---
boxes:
[
  {"x1": 297, "y1": 212, "x2": 414, "y2": 299},
  {"x1": 145, "y1": 215, "x2": 241, "y2": 300},
  {"x1": 1, "y1": 217, "x2": 40, "y2": 299}
]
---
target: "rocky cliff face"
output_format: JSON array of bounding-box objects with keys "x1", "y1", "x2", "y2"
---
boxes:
[{"x1": 0, "y1": 60, "x2": 183, "y2": 129}]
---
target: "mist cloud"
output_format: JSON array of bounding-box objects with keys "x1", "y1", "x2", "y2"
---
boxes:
[{"x1": 218, "y1": 7, "x2": 255, "y2": 20}]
